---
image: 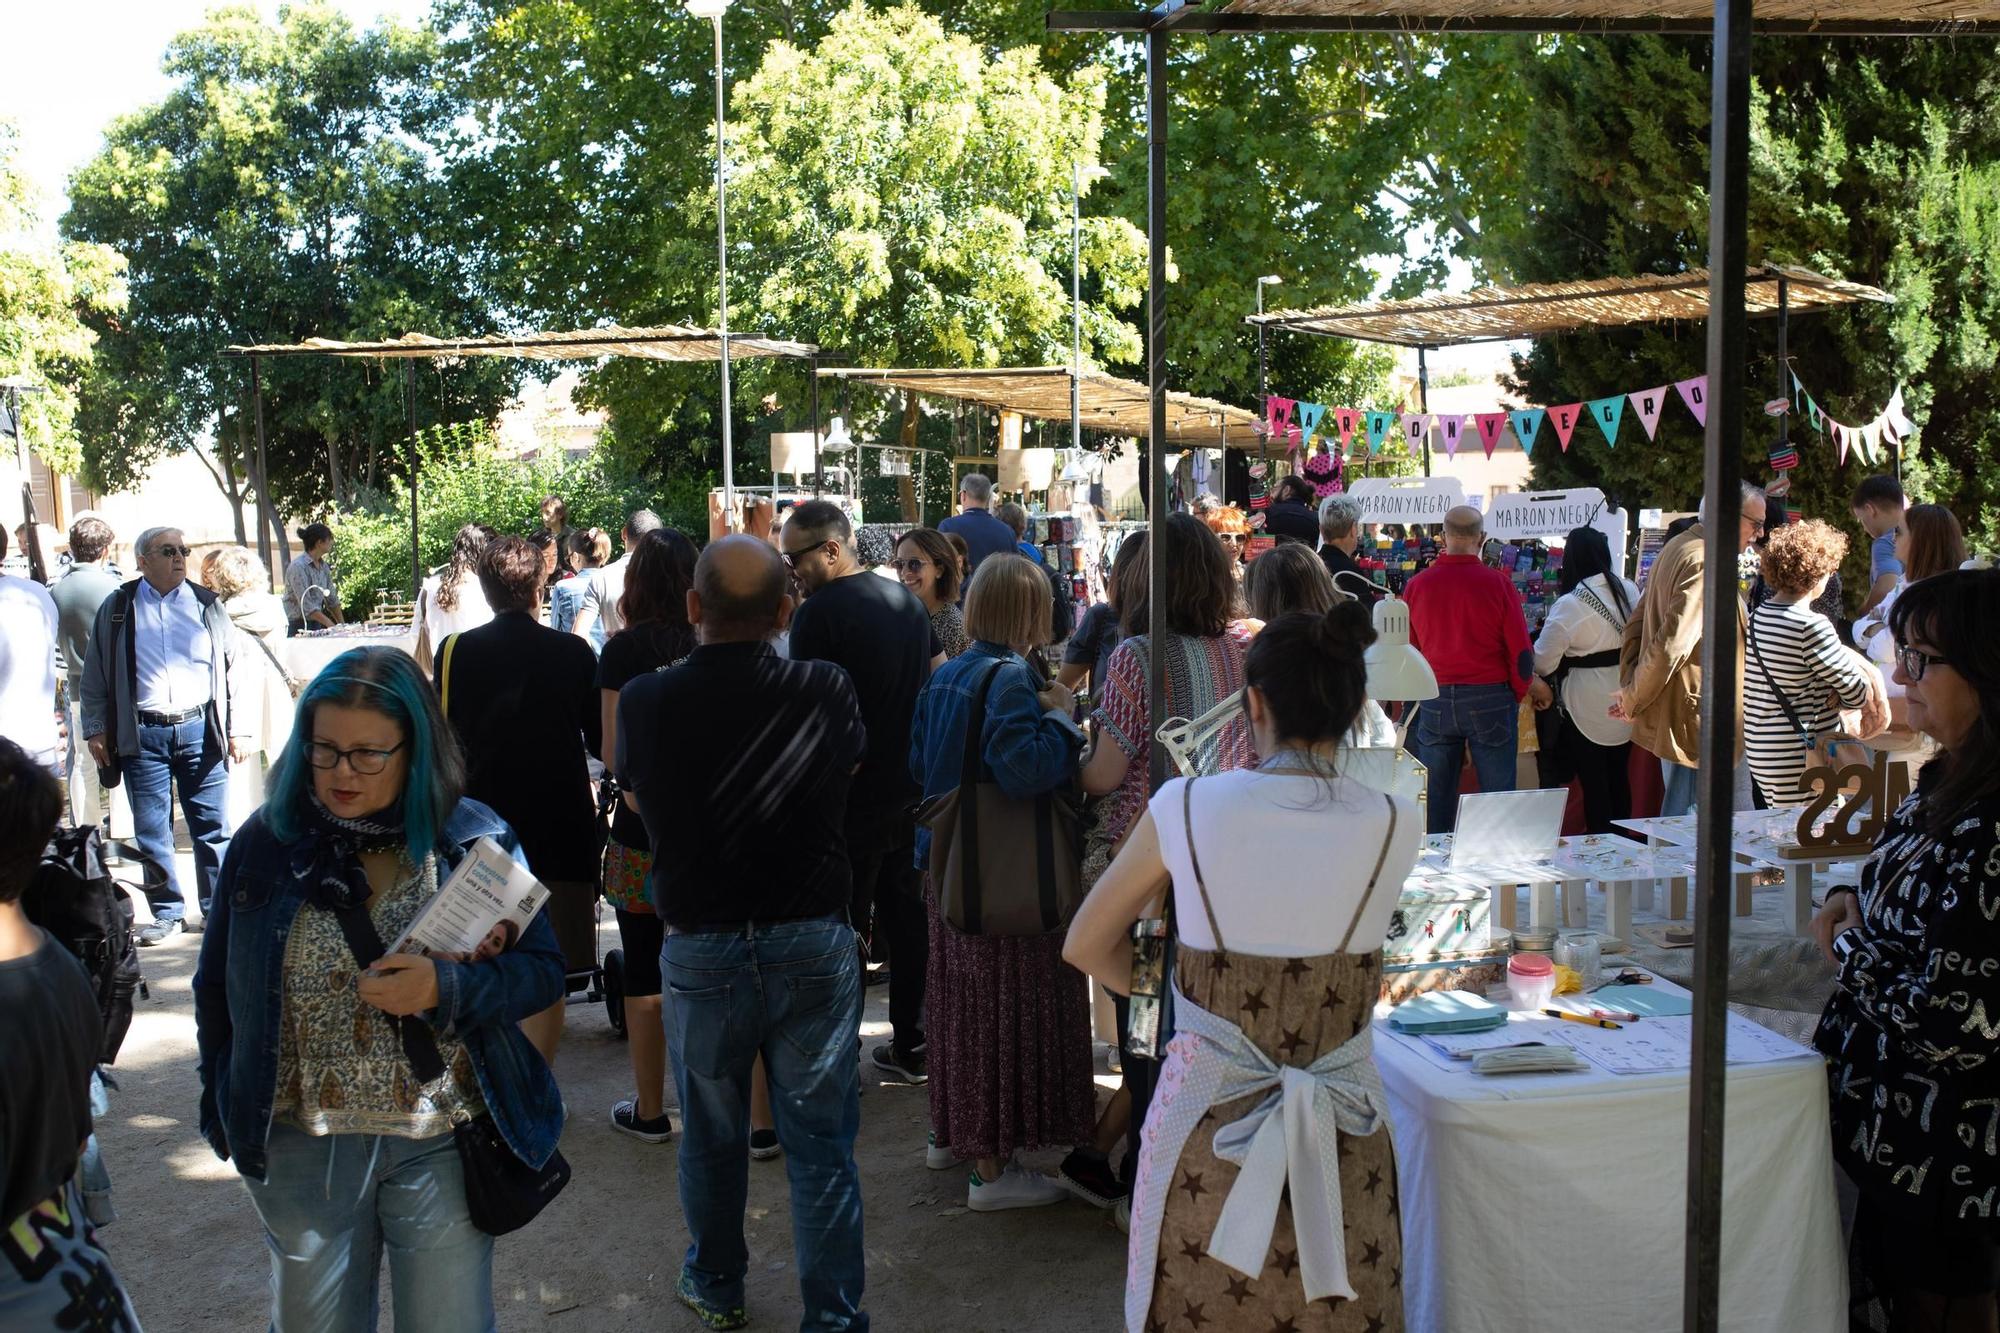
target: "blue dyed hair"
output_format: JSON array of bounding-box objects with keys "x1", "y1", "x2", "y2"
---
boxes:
[{"x1": 264, "y1": 647, "x2": 465, "y2": 861}]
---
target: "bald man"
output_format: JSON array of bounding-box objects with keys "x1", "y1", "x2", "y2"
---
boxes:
[
  {"x1": 1402, "y1": 505, "x2": 1536, "y2": 833},
  {"x1": 613, "y1": 534, "x2": 872, "y2": 1330}
]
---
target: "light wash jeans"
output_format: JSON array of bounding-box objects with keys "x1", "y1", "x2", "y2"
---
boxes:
[
  {"x1": 1660, "y1": 759, "x2": 1699, "y2": 818},
  {"x1": 242, "y1": 1124, "x2": 493, "y2": 1333},
  {"x1": 126, "y1": 715, "x2": 229, "y2": 922},
  {"x1": 665, "y1": 916, "x2": 868, "y2": 1331}
]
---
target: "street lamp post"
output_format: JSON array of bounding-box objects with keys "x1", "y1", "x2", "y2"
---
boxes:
[
  {"x1": 687, "y1": 0, "x2": 735, "y2": 521},
  {"x1": 1255, "y1": 274, "x2": 1282, "y2": 413},
  {"x1": 1070, "y1": 163, "x2": 1108, "y2": 460}
]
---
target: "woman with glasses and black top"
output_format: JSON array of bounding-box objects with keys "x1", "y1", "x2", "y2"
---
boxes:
[
  {"x1": 894, "y1": 527, "x2": 969, "y2": 659},
  {"x1": 194, "y1": 647, "x2": 564, "y2": 1332},
  {"x1": 596, "y1": 528, "x2": 700, "y2": 1143},
  {"x1": 1812, "y1": 569, "x2": 2000, "y2": 1330}
]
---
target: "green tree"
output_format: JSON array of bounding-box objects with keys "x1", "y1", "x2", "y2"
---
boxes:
[
  {"x1": 0, "y1": 121, "x2": 126, "y2": 477},
  {"x1": 62, "y1": 3, "x2": 515, "y2": 552}
]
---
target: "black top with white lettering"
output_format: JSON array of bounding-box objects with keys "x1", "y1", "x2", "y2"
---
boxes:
[
  {"x1": 0, "y1": 930, "x2": 102, "y2": 1228},
  {"x1": 1815, "y1": 779, "x2": 2000, "y2": 1223}
]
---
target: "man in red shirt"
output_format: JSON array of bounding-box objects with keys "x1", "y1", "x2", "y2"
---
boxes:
[{"x1": 1403, "y1": 505, "x2": 1534, "y2": 833}]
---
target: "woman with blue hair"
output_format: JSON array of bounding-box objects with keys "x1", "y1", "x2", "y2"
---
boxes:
[{"x1": 194, "y1": 647, "x2": 564, "y2": 1331}]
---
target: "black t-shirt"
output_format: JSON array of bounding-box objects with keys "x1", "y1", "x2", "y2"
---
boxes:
[
  {"x1": 618, "y1": 641, "x2": 866, "y2": 928},
  {"x1": 599, "y1": 621, "x2": 698, "y2": 850},
  {"x1": 1263, "y1": 500, "x2": 1321, "y2": 544},
  {"x1": 0, "y1": 930, "x2": 101, "y2": 1227},
  {"x1": 1063, "y1": 601, "x2": 1122, "y2": 695},
  {"x1": 786, "y1": 572, "x2": 939, "y2": 822}
]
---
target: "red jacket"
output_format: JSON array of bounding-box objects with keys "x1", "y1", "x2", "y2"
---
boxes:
[{"x1": 1403, "y1": 554, "x2": 1534, "y2": 699}]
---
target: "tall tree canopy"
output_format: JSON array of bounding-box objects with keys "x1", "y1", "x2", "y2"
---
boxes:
[
  {"x1": 0, "y1": 121, "x2": 126, "y2": 477},
  {"x1": 63, "y1": 2, "x2": 515, "y2": 541}
]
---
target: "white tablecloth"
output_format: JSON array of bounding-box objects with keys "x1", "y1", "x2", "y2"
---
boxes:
[
  {"x1": 280, "y1": 629, "x2": 421, "y2": 683},
  {"x1": 1377, "y1": 982, "x2": 1845, "y2": 1332}
]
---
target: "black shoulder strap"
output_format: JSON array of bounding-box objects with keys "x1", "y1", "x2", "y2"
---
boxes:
[
  {"x1": 326, "y1": 895, "x2": 447, "y2": 1084},
  {"x1": 1180, "y1": 778, "x2": 1226, "y2": 955},
  {"x1": 1746, "y1": 612, "x2": 1814, "y2": 747},
  {"x1": 1338, "y1": 794, "x2": 1401, "y2": 952}
]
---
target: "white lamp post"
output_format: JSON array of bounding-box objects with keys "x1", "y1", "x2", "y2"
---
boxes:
[{"x1": 687, "y1": 0, "x2": 735, "y2": 520}]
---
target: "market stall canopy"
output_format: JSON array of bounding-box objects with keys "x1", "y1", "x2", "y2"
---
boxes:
[
  {"x1": 225, "y1": 323, "x2": 820, "y2": 362},
  {"x1": 816, "y1": 366, "x2": 1259, "y2": 448},
  {"x1": 1051, "y1": 0, "x2": 2000, "y2": 34},
  {"x1": 1244, "y1": 267, "x2": 1891, "y2": 348}
]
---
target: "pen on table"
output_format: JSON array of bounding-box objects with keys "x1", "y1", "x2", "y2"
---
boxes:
[
  {"x1": 1543, "y1": 1008, "x2": 1623, "y2": 1030},
  {"x1": 1588, "y1": 1008, "x2": 1641, "y2": 1023}
]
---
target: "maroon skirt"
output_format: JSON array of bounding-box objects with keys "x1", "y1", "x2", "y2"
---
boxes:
[{"x1": 924, "y1": 879, "x2": 1098, "y2": 1161}]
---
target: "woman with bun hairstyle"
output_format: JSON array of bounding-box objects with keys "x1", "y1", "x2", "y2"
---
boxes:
[
  {"x1": 284, "y1": 521, "x2": 343, "y2": 634},
  {"x1": 1067, "y1": 600, "x2": 1422, "y2": 1333},
  {"x1": 550, "y1": 526, "x2": 613, "y2": 651}
]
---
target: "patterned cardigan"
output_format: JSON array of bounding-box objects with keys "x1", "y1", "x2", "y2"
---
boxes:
[{"x1": 1815, "y1": 778, "x2": 2000, "y2": 1223}]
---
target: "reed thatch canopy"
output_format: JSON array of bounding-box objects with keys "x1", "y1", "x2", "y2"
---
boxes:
[
  {"x1": 226, "y1": 324, "x2": 819, "y2": 362},
  {"x1": 1198, "y1": 0, "x2": 2000, "y2": 32},
  {"x1": 1245, "y1": 267, "x2": 1890, "y2": 347},
  {"x1": 816, "y1": 366, "x2": 1259, "y2": 449}
]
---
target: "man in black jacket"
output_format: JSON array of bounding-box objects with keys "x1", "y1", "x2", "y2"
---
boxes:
[
  {"x1": 1261, "y1": 474, "x2": 1322, "y2": 543},
  {"x1": 437, "y1": 535, "x2": 601, "y2": 1063}
]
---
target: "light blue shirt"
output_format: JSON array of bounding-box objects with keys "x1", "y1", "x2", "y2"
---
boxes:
[
  {"x1": 1871, "y1": 529, "x2": 1903, "y2": 583},
  {"x1": 134, "y1": 579, "x2": 213, "y2": 712}
]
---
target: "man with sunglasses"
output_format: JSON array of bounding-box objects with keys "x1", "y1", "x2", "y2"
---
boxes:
[{"x1": 80, "y1": 526, "x2": 246, "y2": 944}]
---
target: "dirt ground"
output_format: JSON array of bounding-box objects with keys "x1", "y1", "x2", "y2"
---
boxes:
[{"x1": 97, "y1": 850, "x2": 1126, "y2": 1332}]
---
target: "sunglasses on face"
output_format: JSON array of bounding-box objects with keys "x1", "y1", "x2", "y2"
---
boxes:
[
  {"x1": 151, "y1": 545, "x2": 193, "y2": 559},
  {"x1": 780, "y1": 539, "x2": 830, "y2": 569},
  {"x1": 1896, "y1": 644, "x2": 1949, "y2": 683},
  {"x1": 304, "y1": 740, "x2": 406, "y2": 774},
  {"x1": 895, "y1": 557, "x2": 931, "y2": 574}
]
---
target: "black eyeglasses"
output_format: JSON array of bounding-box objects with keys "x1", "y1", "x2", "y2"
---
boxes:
[
  {"x1": 150, "y1": 545, "x2": 193, "y2": 558},
  {"x1": 781, "y1": 540, "x2": 831, "y2": 569},
  {"x1": 1895, "y1": 644, "x2": 1950, "y2": 683},
  {"x1": 894, "y1": 557, "x2": 930, "y2": 573},
  {"x1": 304, "y1": 740, "x2": 406, "y2": 774}
]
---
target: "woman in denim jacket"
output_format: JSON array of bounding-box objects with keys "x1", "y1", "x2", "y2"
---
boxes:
[
  {"x1": 910, "y1": 555, "x2": 1097, "y2": 1213},
  {"x1": 195, "y1": 647, "x2": 564, "y2": 1332}
]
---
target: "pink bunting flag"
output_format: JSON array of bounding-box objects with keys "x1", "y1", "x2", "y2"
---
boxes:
[
  {"x1": 1402, "y1": 413, "x2": 1435, "y2": 453},
  {"x1": 1335, "y1": 408, "x2": 1359, "y2": 451},
  {"x1": 1265, "y1": 396, "x2": 1296, "y2": 443},
  {"x1": 1628, "y1": 386, "x2": 1668, "y2": 441},
  {"x1": 1474, "y1": 412, "x2": 1509, "y2": 459},
  {"x1": 1439, "y1": 414, "x2": 1467, "y2": 458},
  {"x1": 1548, "y1": 403, "x2": 1582, "y2": 452},
  {"x1": 1674, "y1": 376, "x2": 1709, "y2": 428}
]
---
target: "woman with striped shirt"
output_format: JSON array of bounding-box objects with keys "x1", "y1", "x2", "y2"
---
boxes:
[{"x1": 1744, "y1": 520, "x2": 1874, "y2": 805}]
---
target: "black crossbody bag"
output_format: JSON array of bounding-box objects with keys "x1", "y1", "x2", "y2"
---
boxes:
[{"x1": 327, "y1": 897, "x2": 570, "y2": 1235}]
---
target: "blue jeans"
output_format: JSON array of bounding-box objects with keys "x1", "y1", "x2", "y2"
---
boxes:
[
  {"x1": 664, "y1": 917, "x2": 867, "y2": 1331},
  {"x1": 127, "y1": 715, "x2": 230, "y2": 920},
  {"x1": 1408, "y1": 683, "x2": 1520, "y2": 835},
  {"x1": 243, "y1": 1124, "x2": 493, "y2": 1333},
  {"x1": 1660, "y1": 759, "x2": 1699, "y2": 818}
]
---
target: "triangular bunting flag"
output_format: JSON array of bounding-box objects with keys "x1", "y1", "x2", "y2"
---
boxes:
[
  {"x1": 1886, "y1": 386, "x2": 1916, "y2": 439},
  {"x1": 1674, "y1": 376, "x2": 1708, "y2": 428},
  {"x1": 1549, "y1": 403, "x2": 1582, "y2": 452},
  {"x1": 1439, "y1": 414, "x2": 1467, "y2": 459},
  {"x1": 1832, "y1": 422, "x2": 1850, "y2": 466},
  {"x1": 1862, "y1": 420, "x2": 1885, "y2": 464},
  {"x1": 1297, "y1": 402, "x2": 1326, "y2": 445},
  {"x1": 1335, "y1": 408, "x2": 1359, "y2": 451},
  {"x1": 1628, "y1": 386, "x2": 1668, "y2": 441},
  {"x1": 1402, "y1": 413, "x2": 1436, "y2": 453},
  {"x1": 1509, "y1": 408, "x2": 1546, "y2": 456},
  {"x1": 1364, "y1": 411, "x2": 1395, "y2": 455},
  {"x1": 1265, "y1": 396, "x2": 1296, "y2": 442},
  {"x1": 1791, "y1": 369, "x2": 1806, "y2": 411},
  {"x1": 1806, "y1": 397, "x2": 1824, "y2": 433},
  {"x1": 1474, "y1": 412, "x2": 1509, "y2": 459},
  {"x1": 1587, "y1": 395, "x2": 1625, "y2": 448}
]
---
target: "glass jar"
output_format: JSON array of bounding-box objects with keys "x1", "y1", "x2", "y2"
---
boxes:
[{"x1": 1555, "y1": 931, "x2": 1603, "y2": 989}]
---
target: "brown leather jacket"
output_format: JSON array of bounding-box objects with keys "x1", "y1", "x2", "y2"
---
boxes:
[{"x1": 1618, "y1": 524, "x2": 1744, "y2": 768}]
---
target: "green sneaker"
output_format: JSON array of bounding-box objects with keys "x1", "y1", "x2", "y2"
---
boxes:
[{"x1": 676, "y1": 1270, "x2": 748, "y2": 1331}]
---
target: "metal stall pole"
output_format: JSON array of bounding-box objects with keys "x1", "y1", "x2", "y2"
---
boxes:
[
  {"x1": 1417, "y1": 345, "x2": 1434, "y2": 478},
  {"x1": 1686, "y1": 0, "x2": 1752, "y2": 1328},
  {"x1": 810, "y1": 355, "x2": 823, "y2": 500},
  {"x1": 8, "y1": 384, "x2": 46, "y2": 584},
  {"x1": 404, "y1": 361, "x2": 420, "y2": 600},
  {"x1": 250, "y1": 357, "x2": 272, "y2": 570},
  {"x1": 1775, "y1": 275, "x2": 1789, "y2": 474},
  {"x1": 1145, "y1": 16, "x2": 1170, "y2": 795},
  {"x1": 1074, "y1": 161, "x2": 1086, "y2": 462}
]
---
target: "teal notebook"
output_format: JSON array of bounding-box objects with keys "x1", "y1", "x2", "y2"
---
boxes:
[
  {"x1": 1387, "y1": 990, "x2": 1511, "y2": 1035},
  {"x1": 1591, "y1": 984, "x2": 1693, "y2": 1017}
]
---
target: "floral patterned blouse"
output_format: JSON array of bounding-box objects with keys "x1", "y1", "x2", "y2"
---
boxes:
[{"x1": 931, "y1": 604, "x2": 970, "y2": 661}]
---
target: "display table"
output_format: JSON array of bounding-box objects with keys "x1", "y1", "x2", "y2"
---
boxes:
[
  {"x1": 1375, "y1": 980, "x2": 1845, "y2": 1332},
  {"x1": 1615, "y1": 812, "x2": 1860, "y2": 935},
  {"x1": 281, "y1": 628, "x2": 422, "y2": 683}
]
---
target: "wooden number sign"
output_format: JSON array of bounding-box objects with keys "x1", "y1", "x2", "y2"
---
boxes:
[{"x1": 1787, "y1": 749, "x2": 1912, "y2": 859}]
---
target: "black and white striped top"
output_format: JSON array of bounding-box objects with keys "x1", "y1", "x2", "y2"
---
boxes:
[{"x1": 1743, "y1": 598, "x2": 1871, "y2": 805}]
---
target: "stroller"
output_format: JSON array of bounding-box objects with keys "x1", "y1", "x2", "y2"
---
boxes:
[{"x1": 592, "y1": 776, "x2": 630, "y2": 1037}]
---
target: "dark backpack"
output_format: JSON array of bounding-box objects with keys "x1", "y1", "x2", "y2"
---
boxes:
[
  {"x1": 1044, "y1": 563, "x2": 1076, "y2": 645},
  {"x1": 26, "y1": 826, "x2": 142, "y2": 1065}
]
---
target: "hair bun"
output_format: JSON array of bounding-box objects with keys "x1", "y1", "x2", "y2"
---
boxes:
[{"x1": 1319, "y1": 597, "x2": 1376, "y2": 657}]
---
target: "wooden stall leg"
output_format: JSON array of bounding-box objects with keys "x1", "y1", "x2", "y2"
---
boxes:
[
  {"x1": 1606, "y1": 880, "x2": 1633, "y2": 949},
  {"x1": 1788, "y1": 863, "x2": 1815, "y2": 937}
]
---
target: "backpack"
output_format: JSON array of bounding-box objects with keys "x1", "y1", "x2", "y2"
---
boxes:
[
  {"x1": 26, "y1": 826, "x2": 142, "y2": 1065},
  {"x1": 1044, "y1": 563, "x2": 1076, "y2": 645}
]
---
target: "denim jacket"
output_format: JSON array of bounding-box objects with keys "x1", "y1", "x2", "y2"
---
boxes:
[
  {"x1": 194, "y1": 799, "x2": 566, "y2": 1182},
  {"x1": 909, "y1": 641, "x2": 1084, "y2": 868}
]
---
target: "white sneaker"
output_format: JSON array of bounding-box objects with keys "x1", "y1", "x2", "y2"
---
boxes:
[
  {"x1": 967, "y1": 1161, "x2": 1069, "y2": 1212},
  {"x1": 926, "y1": 1131, "x2": 954, "y2": 1170}
]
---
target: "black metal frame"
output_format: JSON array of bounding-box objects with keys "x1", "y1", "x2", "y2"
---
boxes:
[{"x1": 1042, "y1": 0, "x2": 1942, "y2": 1325}]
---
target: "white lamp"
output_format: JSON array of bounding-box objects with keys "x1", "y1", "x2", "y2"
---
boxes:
[
  {"x1": 684, "y1": 0, "x2": 730, "y2": 18},
  {"x1": 822, "y1": 415, "x2": 853, "y2": 449},
  {"x1": 1364, "y1": 591, "x2": 1439, "y2": 704}
]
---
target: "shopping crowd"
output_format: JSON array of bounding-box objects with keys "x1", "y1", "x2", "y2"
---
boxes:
[{"x1": 2, "y1": 465, "x2": 1999, "y2": 1332}]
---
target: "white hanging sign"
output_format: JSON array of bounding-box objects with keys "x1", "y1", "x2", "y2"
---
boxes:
[
  {"x1": 1482, "y1": 487, "x2": 1629, "y2": 575},
  {"x1": 1345, "y1": 475, "x2": 1467, "y2": 524}
]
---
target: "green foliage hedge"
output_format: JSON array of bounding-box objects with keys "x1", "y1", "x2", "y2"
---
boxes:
[{"x1": 330, "y1": 422, "x2": 711, "y2": 619}]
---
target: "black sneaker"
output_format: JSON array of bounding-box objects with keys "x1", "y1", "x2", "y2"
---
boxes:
[
  {"x1": 871, "y1": 1043, "x2": 927, "y2": 1084},
  {"x1": 136, "y1": 918, "x2": 184, "y2": 947},
  {"x1": 1058, "y1": 1148, "x2": 1129, "y2": 1209},
  {"x1": 609, "y1": 1099, "x2": 673, "y2": 1143},
  {"x1": 749, "y1": 1128, "x2": 782, "y2": 1161}
]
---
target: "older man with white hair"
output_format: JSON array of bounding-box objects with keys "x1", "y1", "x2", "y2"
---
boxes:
[
  {"x1": 80, "y1": 526, "x2": 246, "y2": 943},
  {"x1": 1316, "y1": 494, "x2": 1376, "y2": 597}
]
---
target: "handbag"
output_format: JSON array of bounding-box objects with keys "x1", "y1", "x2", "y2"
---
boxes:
[
  {"x1": 245, "y1": 629, "x2": 304, "y2": 699},
  {"x1": 917, "y1": 659, "x2": 1084, "y2": 936},
  {"x1": 326, "y1": 884, "x2": 570, "y2": 1235}
]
